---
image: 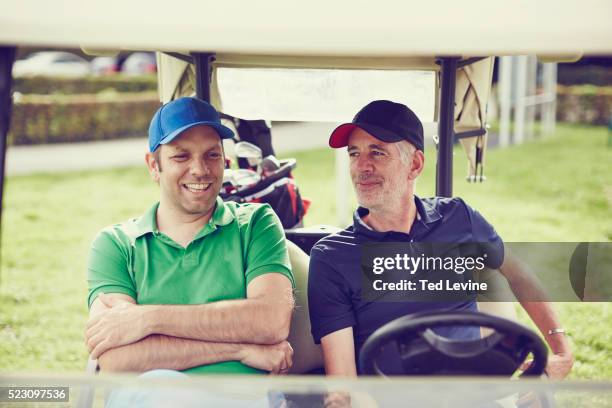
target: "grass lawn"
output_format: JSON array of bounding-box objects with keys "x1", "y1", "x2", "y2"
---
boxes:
[{"x1": 0, "y1": 123, "x2": 611, "y2": 378}]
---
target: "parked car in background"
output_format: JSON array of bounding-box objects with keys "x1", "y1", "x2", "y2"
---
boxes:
[
  {"x1": 121, "y1": 52, "x2": 156, "y2": 75},
  {"x1": 91, "y1": 56, "x2": 118, "y2": 75},
  {"x1": 12, "y1": 51, "x2": 90, "y2": 77}
]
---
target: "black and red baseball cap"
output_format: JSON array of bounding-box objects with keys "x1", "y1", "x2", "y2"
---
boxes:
[{"x1": 329, "y1": 100, "x2": 424, "y2": 151}]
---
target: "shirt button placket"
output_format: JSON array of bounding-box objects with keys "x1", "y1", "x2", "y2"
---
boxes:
[{"x1": 183, "y1": 245, "x2": 197, "y2": 266}]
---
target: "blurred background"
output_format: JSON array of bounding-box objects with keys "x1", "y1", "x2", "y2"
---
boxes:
[{"x1": 1, "y1": 48, "x2": 611, "y2": 378}]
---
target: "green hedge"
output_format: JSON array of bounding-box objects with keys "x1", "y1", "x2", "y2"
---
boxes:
[
  {"x1": 9, "y1": 92, "x2": 160, "y2": 145},
  {"x1": 13, "y1": 75, "x2": 158, "y2": 95},
  {"x1": 557, "y1": 85, "x2": 612, "y2": 126},
  {"x1": 8, "y1": 85, "x2": 611, "y2": 146}
]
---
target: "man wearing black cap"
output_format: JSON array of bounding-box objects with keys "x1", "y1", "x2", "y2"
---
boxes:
[
  {"x1": 307, "y1": 100, "x2": 573, "y2": 378},
  {"x1": 85, "y1": 97, "x2": 295, "y2": 378}
]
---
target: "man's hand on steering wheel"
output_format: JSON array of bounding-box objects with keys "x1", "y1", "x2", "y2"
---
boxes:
[{"x1": 520, "y1": 352, "x2": 574, "y2": 379}]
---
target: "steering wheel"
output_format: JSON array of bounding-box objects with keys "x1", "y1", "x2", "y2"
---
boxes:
[{"x1": 359, "y1": 311, "x2": 547, "y2": 377}]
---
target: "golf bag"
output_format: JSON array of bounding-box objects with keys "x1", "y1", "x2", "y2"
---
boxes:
[
  {"x1": 219, "y1": 116, "x2": 309, "y2": 229},
  {"x1": 220, "y1": 158, "x2": 309, "y2": 229}
]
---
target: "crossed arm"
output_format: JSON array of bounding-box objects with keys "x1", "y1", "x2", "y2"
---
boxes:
[{"x1": 86, "y1": 273, "x2": 295, "y2": 373}]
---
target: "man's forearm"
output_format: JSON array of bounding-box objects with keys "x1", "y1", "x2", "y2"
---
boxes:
[
  {"x1": 97, "y1": 334, "x2": 243, "y2": 373},
  {"x1": 144, "y1": 297, "x2": 293, "y2": 345},
  {"x1": 500, "y1": 253, "x2": 572, "y2": 355},
  {"x1": 321, "y1": 328, "x2": 358, "y2": 377},
  {"x1": 502, "y1": 256, "x2": 551, "y2": 304},
  {"x1": 518, "y1": 301, "x2": 571, "y2": 355}
]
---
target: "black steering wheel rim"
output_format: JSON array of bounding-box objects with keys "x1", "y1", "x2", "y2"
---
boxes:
[{"x1": 359, "y1": 311, "x2": 548, "y2": 377}]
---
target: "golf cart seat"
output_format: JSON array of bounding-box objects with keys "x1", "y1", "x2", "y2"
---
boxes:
[{"x1": 285, "y1": 239, "x2": 324, "y2": 374}]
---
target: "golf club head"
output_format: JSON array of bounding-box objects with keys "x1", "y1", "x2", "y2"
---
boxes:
[
  {"x1": 261, "y1": 155, "x2": 281, "y2": 176},
  {"x1": 234, "y1": 141, "x2": 263, "y2": 167},
  {"x1": 231, "y1": 169, "x2": 261, "y2": 187}
]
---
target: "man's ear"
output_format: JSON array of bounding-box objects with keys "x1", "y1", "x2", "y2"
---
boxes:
[
  {"x1": 145, "y1": 152, "x2": 160, "y2": 182},
  {"x1": 408, "y1": 150, "x2": 425, "y2": 181}
]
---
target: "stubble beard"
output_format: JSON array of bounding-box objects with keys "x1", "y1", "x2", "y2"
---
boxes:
[
  {"x1": 354, "y1": 173, "x2": 410, "y2": 214},
  {"x1": 180, "y1": 198, "x2": 216, "y2": 216},
  {"x1": 163, "y1": 179, "x2": 220, "y2": 217}
]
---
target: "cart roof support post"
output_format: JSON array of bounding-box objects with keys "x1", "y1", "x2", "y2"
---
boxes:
[
  {"x1": 0, "y1": 46, "x2": 16, "y2": 282},
  {"x1": 436, "y1": 57, "x2": 459, "y2": 198},
  {"x1": 191, "y1": 52, "x2": 216, "y2": 102}
]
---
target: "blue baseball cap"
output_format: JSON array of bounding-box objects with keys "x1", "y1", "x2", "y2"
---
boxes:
[{"x1": 148, "y1": 97, "x2": 234, "y2": 152}]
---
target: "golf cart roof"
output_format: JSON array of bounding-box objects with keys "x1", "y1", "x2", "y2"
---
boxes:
[{"x1": 2, "y1": 0, "x2": 611, "y2": 57}]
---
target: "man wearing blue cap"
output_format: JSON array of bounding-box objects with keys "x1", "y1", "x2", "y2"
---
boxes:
[
  {"x1": 308, "y1": 100, "x2": 573, "y2": 379},
  {"x1": 85, "y1": 97, "x2": 295, "y2": 376}
]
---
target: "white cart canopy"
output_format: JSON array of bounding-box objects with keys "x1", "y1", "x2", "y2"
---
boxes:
[{"x1": 1, "y1": 0, "x2": 610, "y2": 55}]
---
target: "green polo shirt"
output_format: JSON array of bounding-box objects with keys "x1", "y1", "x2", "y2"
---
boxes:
[{"x1": 87, "y1": 197, "x2": 294, "y2": 375}]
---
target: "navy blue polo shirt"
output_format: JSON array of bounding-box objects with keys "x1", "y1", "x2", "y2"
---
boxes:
[{"x1": 307, "y1": 196, "x2": 504, "y2": 374}]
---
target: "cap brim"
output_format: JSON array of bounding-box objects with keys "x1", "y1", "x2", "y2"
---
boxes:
[
  {"x1": 159, "y1": 121, "x2": 235, "y2": 147},
  {"x1": 328, "y1": 122, "x2": 404, "y2": 148}
]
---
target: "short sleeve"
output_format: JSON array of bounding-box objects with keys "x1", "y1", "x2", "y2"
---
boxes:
[
  {"x1": 463, "y1": 201, "x2": 505, "y2": 269},
  {"x1": 308, "y1": 247, "x2": 356, "y2": 344},
  {"x1": 87, "y1": 229, "x2": 136, "y2": 309},
  {"x1": 244, "y1": 205, "x2": 294, "y2": 288}
]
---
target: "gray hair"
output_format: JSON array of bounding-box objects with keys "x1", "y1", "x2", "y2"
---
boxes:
[{"x1": 395, "y1": 140, "x2": 417, "y2": 164}]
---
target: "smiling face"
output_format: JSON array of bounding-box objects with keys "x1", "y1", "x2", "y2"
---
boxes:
[
  {"x1": 146, "y1": 125, "x2": 224, "y2": 218},
  {"x1": 348, "y1": 128, "x2": 423, "y2": 213}
]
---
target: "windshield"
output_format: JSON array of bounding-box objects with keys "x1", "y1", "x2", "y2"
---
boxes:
[{"x1": 216, "y1": 68, "x2": 436, "y2": 123}]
